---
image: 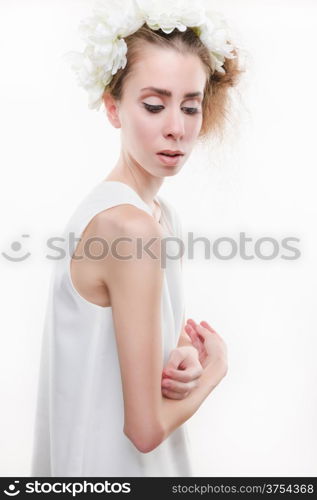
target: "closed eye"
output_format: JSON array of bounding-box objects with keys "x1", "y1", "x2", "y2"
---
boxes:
[
  {"x1": 142, "y1": 103, "x2": 200, "y2": 115},
  {"x1": 182, "y1": 107, "x2": 200, "y2": 115},
  {"x1": 143, "y1": 103, "x2": 164, "y2": 113}
]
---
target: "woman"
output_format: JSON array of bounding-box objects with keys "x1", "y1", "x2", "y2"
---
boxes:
[{"x1": 31, "y1": 0, "x2": 242, "y2": 477}]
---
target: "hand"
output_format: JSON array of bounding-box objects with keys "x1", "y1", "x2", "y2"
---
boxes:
[
  {"x1": 161, "y1": 346, "x2": 203, "y2": 400},
  {"x1": 184, "y1": 319, "x2": 228, "y2": 374}
]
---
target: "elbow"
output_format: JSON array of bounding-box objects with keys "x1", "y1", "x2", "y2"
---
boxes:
[{"x1": 123, "y1": 423, "x2": 164, "y2": 454}]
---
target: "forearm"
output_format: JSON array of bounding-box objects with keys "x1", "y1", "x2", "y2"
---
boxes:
[{"x1": 159, "y1": 360, "x2": 224, "y2": 440}]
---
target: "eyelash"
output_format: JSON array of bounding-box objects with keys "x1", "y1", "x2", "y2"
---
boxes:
[{"x1": 142, "y1": 103, "x2": 200, "y2": 115}]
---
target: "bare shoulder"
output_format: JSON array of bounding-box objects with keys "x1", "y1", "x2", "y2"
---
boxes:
[
  {"x1": 85, "y1": 204, "x2": 164, "y2": 272},
  {"x1": 90, "y1": 204, "x2": 162, "y2": 239}
]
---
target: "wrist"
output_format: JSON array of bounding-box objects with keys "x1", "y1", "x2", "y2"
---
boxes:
[{"x1": 202, "y1": 358, "x2": 228, "y2": 391}]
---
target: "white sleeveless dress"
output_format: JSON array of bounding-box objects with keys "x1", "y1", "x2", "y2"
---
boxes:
[{"x1": 30, "y1": 180, "x2": 193, "y2": 477}]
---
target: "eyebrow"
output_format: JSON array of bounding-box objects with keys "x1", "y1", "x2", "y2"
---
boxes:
[{"x1": 140, "y1": 87, "x2": 202, "y2": 98}]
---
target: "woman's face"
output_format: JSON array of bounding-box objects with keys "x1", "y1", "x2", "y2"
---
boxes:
[{"x1": 115, "y1": 44, "x2": 207, "y2": 177}]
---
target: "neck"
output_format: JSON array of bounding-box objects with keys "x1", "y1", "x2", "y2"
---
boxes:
[{"x1": 104, "y1": 150, "x2": 164, "y2": 211}]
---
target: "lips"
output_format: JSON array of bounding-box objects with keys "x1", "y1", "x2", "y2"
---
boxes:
[
  {"x1": 157, "y1": 150, "x2": 184, "y2": 158},
  {"x1": 157, "y1": 151, "x2": 184, "y2": 166}
]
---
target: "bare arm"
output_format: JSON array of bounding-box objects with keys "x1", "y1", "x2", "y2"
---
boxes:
[{"x1": 99, "y1": 205, "x2": 225, "y2": 453}]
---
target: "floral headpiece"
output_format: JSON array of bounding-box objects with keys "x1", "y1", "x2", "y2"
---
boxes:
[{"x1": 64, "y1": 0, "x2": 236, "y2": 111}]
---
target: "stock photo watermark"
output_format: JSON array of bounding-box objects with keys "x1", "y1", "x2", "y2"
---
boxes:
[{"x1": 1, "y1": 231, "x2": 301, "y2": 269}]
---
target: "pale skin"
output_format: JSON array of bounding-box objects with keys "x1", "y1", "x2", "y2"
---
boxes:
[{"x1": 70, "y1": 43, "x2": 228, "y2": 452}]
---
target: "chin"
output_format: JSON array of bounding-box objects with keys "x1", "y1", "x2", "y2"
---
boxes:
[{"x1": 160, "y1": 165, "x2": 183, "y2": 177}]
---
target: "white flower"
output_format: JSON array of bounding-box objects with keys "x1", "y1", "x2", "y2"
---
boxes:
[
  {"x1": 199, "y1": 10, "x2": 236, "y2": 73},
  {"x1": 92, "y1": 0, "x2": 144, "y2": 38},
  {"x1": 64, "y1": 0, "x2": 144, "y2": 110},
  {"x1": 136, "y1": 0, "x2": 205, "y2": 34},
  {"x1": 64, "y1": 0, "x2": 237, "y2": 110}
]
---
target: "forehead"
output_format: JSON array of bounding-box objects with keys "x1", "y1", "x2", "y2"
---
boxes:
[{"x1": 128, "y1": 44, "x2": 207, "y2": 95}]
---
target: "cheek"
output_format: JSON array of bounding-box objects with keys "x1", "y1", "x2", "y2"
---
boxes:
[
  {"x1": 186, "y1": 115, "x2": 203, "y2": 139},
  {"x1": 131, "y1": 113, "x2": 158, "y2": 145}
]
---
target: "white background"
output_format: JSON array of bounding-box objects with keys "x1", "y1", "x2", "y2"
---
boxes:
[{"x1": 0, "y1": 0, "x2": 316, "y2": 476}]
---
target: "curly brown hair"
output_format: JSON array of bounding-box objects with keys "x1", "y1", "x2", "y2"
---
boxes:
[{"x1": 103, "y1": 24, "x2": 244, "y2": 142}]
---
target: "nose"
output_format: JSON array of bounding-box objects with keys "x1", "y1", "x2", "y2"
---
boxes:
[{"x1": 163, "y1": 106, "x2": 185, "y2": 140}]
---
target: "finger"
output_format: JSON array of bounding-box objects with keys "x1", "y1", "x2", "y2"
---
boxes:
[
  {"x1": 163, "y1": 356, "x2": 187, "y2": 378},
  {"x1": 185, "y1": 324, "x2": 202, "y2": 345},
  {"x1": 162, "y1": 377, "x2": 197, "y2": 395},
  {"x1": 185, "y1": 326, "x2": 205, "y2": 358},
  {"x1": 187, "y1": 318, "x2": 198, "y2": 328},
  {"x1": 186, "y1": 320, "x2": 205, "y2": 342},
  {"x1": 164, "y1": 348, "x2": 187, "y2": 372},
  {"x1": 162, "y1": 377, "x2": 196, "y2": 392},
  {"x1": 187, "y1": 318, "x2": 218, "y2": 338},
  {"x1": 200, "y1": 320, "x2": 218, "y2": 334},
  {"x1": 199, "y1": 321, "x2": 222, "y2": 340},
  {"x1": 184, "y1": 323, "x2": 199, "y2": 342},
  {"x1": 162, "y1": 378, "x2": 198, "y2": 394},
  {"x1": 162, "y1": 388, "x2": 189, "y2": 400},
  {"x1": 165, "y1": 345, "x2": 200, "y2": 374},
  {"x1": 164, "y1": 365, "x2": 203, "y2": 383}
]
